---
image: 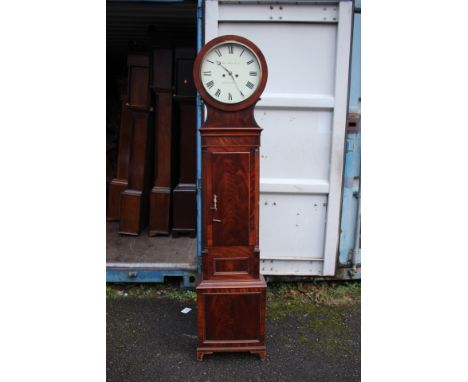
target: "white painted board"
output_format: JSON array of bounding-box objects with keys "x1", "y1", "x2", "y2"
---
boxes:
[{"x1": 204, "y1": 0, "x2": 353, "y2": 276}]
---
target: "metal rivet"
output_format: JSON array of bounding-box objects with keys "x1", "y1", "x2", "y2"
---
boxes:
[{"x1": 270, "y1": 5, "x2": 274, "y2": 9}]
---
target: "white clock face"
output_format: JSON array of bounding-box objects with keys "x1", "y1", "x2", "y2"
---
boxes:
[{"x1": 200, "y1": 41, "x2": 262, "y2": 104}]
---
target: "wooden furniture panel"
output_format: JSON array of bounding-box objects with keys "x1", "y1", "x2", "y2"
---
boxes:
[
  {"x1": 210, "y1": 151, "x2": 250, "y2": 246},
  {"x1": 202, "y1": 246, "x2": 260, "y2": 280},
  {"x1": 107, "y1": 81, "x2": 132, "y2": 221},
  {"x1": 196, "y1": 277, "x2": 266, "y2": 360},
  {"x1": 149, "y1": 47, "x2": 173, "y2": 236},
  {"x1": 172, "y1": 47, "x2": 197, "y2": 236},
  {"x1": 119, "y1": 54, "x2": 152, "y2": 236}
]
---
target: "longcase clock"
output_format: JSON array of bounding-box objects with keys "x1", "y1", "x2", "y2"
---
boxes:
[{"x1": 193, "y1": 35, "x2": 268, "y2": 361}]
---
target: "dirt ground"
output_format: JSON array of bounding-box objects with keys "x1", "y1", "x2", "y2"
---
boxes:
[{"x1": 107, "y1": 282, "x2": 360, "y2": 382}]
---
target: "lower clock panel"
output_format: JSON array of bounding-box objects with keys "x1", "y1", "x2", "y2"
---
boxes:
[{"x1": 196, "y1": 277, "x2": 266, "y2": 360}]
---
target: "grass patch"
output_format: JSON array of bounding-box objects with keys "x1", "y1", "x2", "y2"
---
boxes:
[
  {"x1": 266, "y1": 281, "x2": 360, "y2": 356},
  {"x1": 107, "y1": 280, "x2": 360, "y2": 310},
  {"x1": 267, "y1": 281, "x2": 360, "y2": 308},
  {"x1": 106, "y1": 283, "x2": 197, "y2": 302}
]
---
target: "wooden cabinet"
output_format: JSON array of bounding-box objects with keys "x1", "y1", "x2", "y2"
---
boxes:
[{"x1": 194, "y1": 35, "x2": 268, "y2": 361}]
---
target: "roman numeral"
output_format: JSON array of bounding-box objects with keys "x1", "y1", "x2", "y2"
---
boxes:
[
  {"x1": 246, "y1": 81, "x2": 254, "y2": 89},
  {"x1": 249, "y1": 71, "x2": 257, "y2": 76},
  {"x1": 228, "y1": 93, "x2": 232, "y2": 101},
  {"x1": 215, "y1": 89, "x2": 221, "y2": 97},
  {"x1": 206, "y1": 80, "x2": 214, "y2": 89},
  {"x1": 246, "y1": 59, "x2": 254, "y2": 65},
  {"x1": 240, "y1": 91, "x2": 244, "y2": 97},
  {"x1": 228, "y1": 45, "x2": 234, "y2": 54},
  {"x1": 203, "y1": 71, "x2": 211, "y2": 76},
  {"x1": 215, "y1": 49, "x2": 222, "y2": 57},
  {"x1": 207, "y1": 59, "x2": 214, "y2": 64},
  {"x1": 240, "y1": 49, "x2": 245, "y2": 57}
]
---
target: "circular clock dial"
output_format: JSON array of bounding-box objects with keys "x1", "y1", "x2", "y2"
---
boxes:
[{"x1": 200, "y1": 41, "x2": 262, "y2": 104}]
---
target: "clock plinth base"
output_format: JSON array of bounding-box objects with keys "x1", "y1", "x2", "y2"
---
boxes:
[
  {"x1": 172, "y1": 183, "x2": 197, "y2": 236},
  {"x1": 148, "y1": 187, "x2": 171, "y2": 236},
  {"x1": 107, "y1": 179, "x2": 128, "y2": 221},
  {"x1": 119, "y1": 189, "x2": 147, "y2": 235},
  {"x1": 196, "y1": 276, "x2": 266, "y2": 361}
]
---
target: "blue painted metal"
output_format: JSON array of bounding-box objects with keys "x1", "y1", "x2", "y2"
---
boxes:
[
  {"x1": 348, "y1": 4, "x2": 361, "y2": 112},
  {"x1": 337, "y1": 0, "x2": 361, "y2": 277},
  {"x1": 196, "y1": 0, "x2": 203, "y2": 274},
  {"x1": 107, "y1": 268, "x2": 197, "y2": 288},
  {"x1": 338, "y1": 127, "x2": 361, "y2": 267}
]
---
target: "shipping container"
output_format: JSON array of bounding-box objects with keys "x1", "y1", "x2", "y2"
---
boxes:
[{"x1": 106, "y1": 0, "x2": 358, "y2": 285}]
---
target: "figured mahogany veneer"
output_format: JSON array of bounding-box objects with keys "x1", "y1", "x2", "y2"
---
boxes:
[
  {"x1": 196, "y1": 276, "x2": 266, "y2": 361},
  {"x1": 119, "y1": 54, "x2": 153, "y2": 235},
  {"x1": 194, "y1": 35, "x2": 268, "y2": 361}
]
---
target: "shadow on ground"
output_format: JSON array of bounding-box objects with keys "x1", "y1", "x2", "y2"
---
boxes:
[{"x1": 107, "y1": 284, "x2": 360, "y2": 382}]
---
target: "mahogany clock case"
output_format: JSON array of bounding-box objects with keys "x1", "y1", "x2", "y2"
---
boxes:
[{"x1": 194, "y1": 35, "x2": 268, "y2": 360}]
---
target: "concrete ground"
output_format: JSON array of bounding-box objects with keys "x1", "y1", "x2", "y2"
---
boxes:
[{"x1": 107, "y1": 283, "x2": 360, "y2": 382}]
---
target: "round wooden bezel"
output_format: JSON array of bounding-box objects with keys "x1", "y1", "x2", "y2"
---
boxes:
[{"x1": 193, "y1": 35, "x2": 268, "y2": 112}]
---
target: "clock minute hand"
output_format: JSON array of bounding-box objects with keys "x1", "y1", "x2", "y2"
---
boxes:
[
  {"x1": 216, "y1": 61, "x2": 244, "y2": 98},
  {"x1": 216, "y1": 61, "x2": 232, "y2": 75}
]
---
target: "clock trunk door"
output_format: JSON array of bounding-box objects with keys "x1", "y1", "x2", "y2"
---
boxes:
[{"x1": 208, "y1": 151, "x2": 251, "y2": 247}]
